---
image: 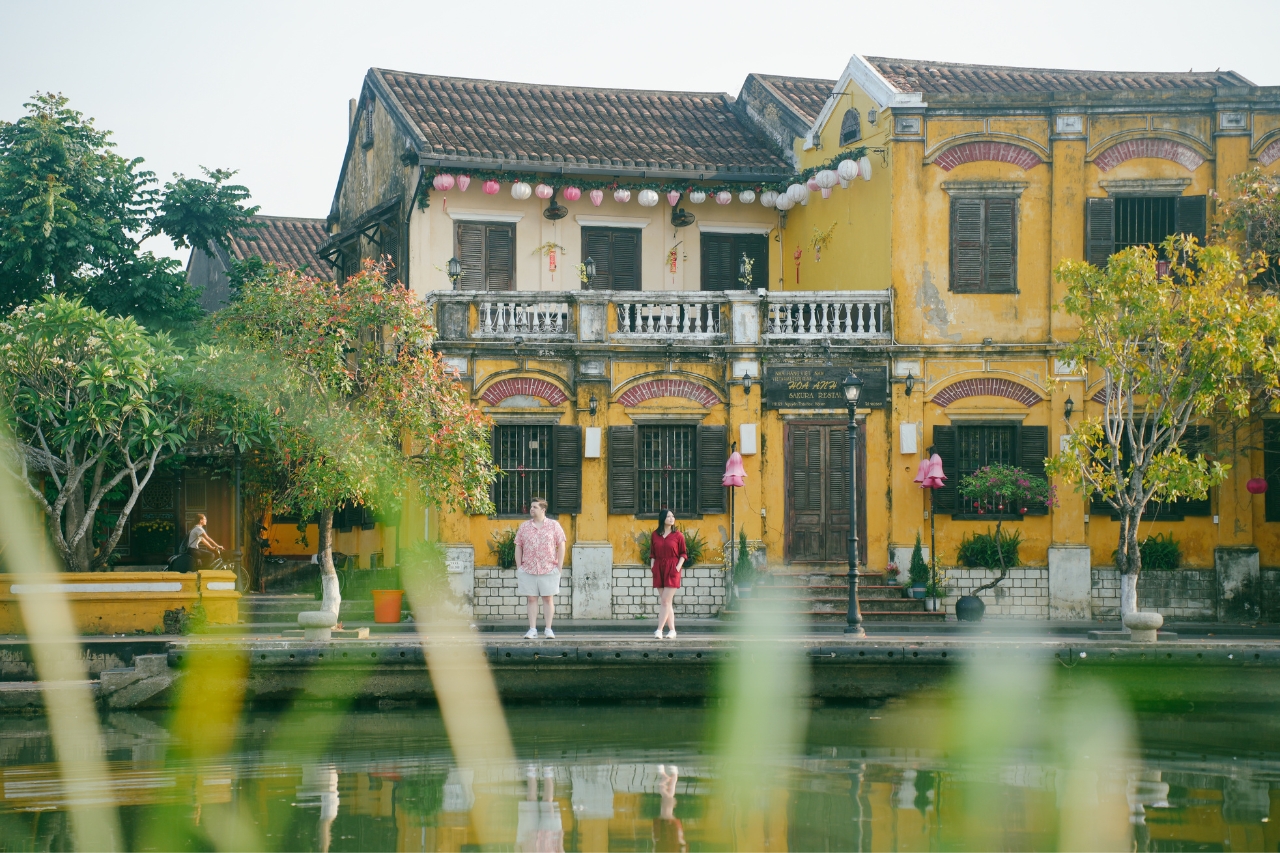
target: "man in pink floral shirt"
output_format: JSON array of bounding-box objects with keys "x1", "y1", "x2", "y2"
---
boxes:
[{"x1": 514, "y1": 498, "x2": 566, "y2": 639}]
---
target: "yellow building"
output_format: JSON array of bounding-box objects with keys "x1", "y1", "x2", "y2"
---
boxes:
[{"x1": 324, "y1": 57, "x2": 1280, "y2": 622}]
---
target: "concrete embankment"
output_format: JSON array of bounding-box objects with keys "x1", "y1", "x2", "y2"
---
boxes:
[{"x1": 3, "y1": 634, "x2": 1280, "y2": 710}]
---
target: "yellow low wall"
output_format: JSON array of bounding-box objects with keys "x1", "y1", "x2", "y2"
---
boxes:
[{"x1": 0, "y1": 570, "x2": 240, "y2": 635}]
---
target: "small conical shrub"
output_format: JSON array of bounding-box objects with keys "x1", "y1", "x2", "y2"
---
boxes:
[{"x1": 909, "y1": 532, "x2": 929, "y2": 585}]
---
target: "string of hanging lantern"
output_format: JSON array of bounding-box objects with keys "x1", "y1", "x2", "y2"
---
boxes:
[{"x1": 415, "y1": 147, "x2": 882, "y2": 209}]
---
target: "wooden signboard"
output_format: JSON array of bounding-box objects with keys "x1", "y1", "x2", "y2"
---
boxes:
[{"x1": 763, "y1": 364, "x2": 888, "y2": 409}]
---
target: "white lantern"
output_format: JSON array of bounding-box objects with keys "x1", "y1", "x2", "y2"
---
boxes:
[
  {"x1": 760, "y1": 190, "x2": 778, "y2": 208},
  {"x1": 535, "y1": 183, "x2": 554, "y2": 200},
  {"x1": 637, "y1": 189, "x2": 659, "y2": 207},
  {"x1": 688, "y1": 190, "x2": 707, "y2": 204},
  {"x1": 815, "y1": 169, "x2": 839, "y2": 199},
  {"x1": 786, "y1": 183, "x2": 810, "y2": 206},
  {"x1": 858, "y1": 156, "x2": 872, "y2": 181},
  {"x1": 738, "y1": 189, "x2": 756, "y2": 204},
  {"x1": 774, "y1": 193, "x2": 795, "y2": 211},
  {"x1": 837, "y1": 158, "x2": 859, "y2": 188},
  {"x1": 511, "y1": 181, "x2": 532, "y2": 200},
  {"x1": 613, "y1": 188, "x2": 631, "y2": 203},
  {"x1": 715, "y1": 191, "x2": 732, "y2": 205}
]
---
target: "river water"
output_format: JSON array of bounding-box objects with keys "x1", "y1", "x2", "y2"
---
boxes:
[{"x1": 1, "y1": 696, "x2": 1278, "y2": 852}]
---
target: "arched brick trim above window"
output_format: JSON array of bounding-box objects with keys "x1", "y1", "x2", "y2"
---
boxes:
[
  {"x1": 1091, "y1": 388, "x2": 1110, "y2": 404},
  {"x1": 1093, "y1": 138, "x2": 1205, "y2": 172},
  {"x1": 617, "y1": 379, "x2": 720, "y2": 408},
  {"x1": 1259, "y1": 139, "x2": 1280, "y2": 167},
  {"x1": 480, "y1": 377, "x2": 568, "y2": 406},
  {"x1": 931, "y1": 378, "x2": 1042, "y2": 408},
  {"x1": 933, "y1": 141, "x2": 1044, "y2": 172}
]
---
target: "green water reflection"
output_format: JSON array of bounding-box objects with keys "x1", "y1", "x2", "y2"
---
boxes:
[{"x1": 0, "y1": 704, "x2": 1277, "y2": 852}]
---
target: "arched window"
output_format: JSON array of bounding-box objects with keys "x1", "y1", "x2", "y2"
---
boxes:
[{"x1": 839, "y1": 109, "x2": 862, "y2": 146}]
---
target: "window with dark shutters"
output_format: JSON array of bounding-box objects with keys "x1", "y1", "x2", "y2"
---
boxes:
[
  {"x1": 1086, "y1": 195, "x2": 1207, "y2": 269},
  {"x1": 582, "y1": 227, "x2": 641, "y2": 291},
  {"x1": 949, "y1": 197, "x2": 1017, "y2": 293},
  {"x1": 697, "y1": 425, "x2": 728, "y2": 514},
  {"x1": 1266, "y1": 421, "x2": 1280, "y2": 523},
  {"x1": 1086, "y1": 424, "x2": 1212, "y2": 520},
  {"x1": 550, "y1": 426, "x2": 582, "y2": 516},
  {"x1": 455, "y1": 222, "x2": 515, "y2": 292},
  {"x1": 492, "y1": 424, "x2": 552, "y2": 516},
  {"x1": 934, "y1": 424, "x2": 1048, "y2": 517},
  {"x1": 608, "y1": 425, "x2": 638, "y2": 514},
  {"x1": 701, "y1": 234, "x2": 768, "y2": 291},
  {"x1": 1175, "y1": 195, "x2": 1208, "y2": 244},
  {"x1": 379, "y1": 221, "x2": 401, "y2": 282},
  {"x1": 839, "y1": 109, "x2": 862, "y2": 146}
]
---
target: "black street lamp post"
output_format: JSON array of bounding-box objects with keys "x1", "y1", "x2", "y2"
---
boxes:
[{"x1": 842, "y1": 370, "x2": 865, "y2": 637}]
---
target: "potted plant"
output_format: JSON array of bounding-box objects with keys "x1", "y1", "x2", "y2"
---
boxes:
[
  {"x1": 733, "y1": 529, "x2": 756, "y2": 598},
  {"x1": 955, "y1": 464, "x2": 1053, "y2": 622},
  {"x1": 924, "y1": 579, "x2": 946, "y2": 612},
  {"x1": 488, "y1": 528, "x2": 517, "y2": 569},
  {"x1": 884, "y1": 563, "x2": 901, "y2": 586},
  {"x1": 907, "y1": 533, "x2": 929, "y2": 599}
]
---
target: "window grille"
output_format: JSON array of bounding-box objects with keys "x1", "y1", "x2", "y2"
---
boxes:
[
  {"x1": 1114, "y1": 197, "x2": 1177, "y2": 254},
  {"x1": 956, "y1": 424, "x2": 1019, "y2": 517},
  {"x1": 639, "y1": 426, "x2": 697, "y2": 515},
  {"x1": 493, "y1": 425, "x2": 552, "y2": 515}
]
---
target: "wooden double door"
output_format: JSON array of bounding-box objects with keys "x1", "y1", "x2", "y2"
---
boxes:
[{"x1": 785, "y1": 422, "x2": 867, "y2": 564}]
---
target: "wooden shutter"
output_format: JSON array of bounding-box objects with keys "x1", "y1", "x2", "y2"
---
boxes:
[
  {"x1": 1086, "y1": 197, "x2": 1115, "y2": 268},
  {"x1": 360, "y1": 505, "x2": 377, "y2": 530},
  {"x1": 455, "y1": 223, "x2": 486, "y2": 291},
  {"x1": 1266, "y1": 421, "x2": 1280, "y2": 523},
  {"x1": 1018, "y1": 425, "x2": 1049, "y2": 515},
  {"x1": 701, "y1": 234, "x2": 735, "y2": 291},
  {"x1": 697, "y1": 425, "x2": 728, "y2": 515},
  {"x1": 1175, "y1": 195, "x2": 1208, "y2": 244},
  {"x1": 932, "y1": 425, "x2": 958, "y2": 514},
  {"x1": 741, "y1": 234, "x2": 768, "y2": 291},
  {"x1": 985, "y1": 198, "x2": 1017, "y2": 293},
  {"x1": 611, "y1": 229, "x2": 641, "y2": 291},
  {"x1": 1178, "y1": 425, "x2": 1212, "y2": 516},
  {"x1": 380, "y1": 222, "x2": 401, "y2": 282},
  {"x1": 550, "y1": 426, "x2": 582, "y2": 516},
  {"x1": 608, "y1": 426, "x2": 637, "y2": 514},
  {"x1": 950, "y1": 198, "x2": 985, "y2": 292},
  {"x1": 582, "y1": 228, "x2": 613, "y2": 291},
  {"x1": 484, "y1": 223, "x2": 514, "y2": 292}
]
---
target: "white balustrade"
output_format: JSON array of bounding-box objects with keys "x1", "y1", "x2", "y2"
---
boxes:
[
  {"x1": 612, "y1": 294, "x2": 724, "y2": 340},
  {"x1": 475, "y1": 298, "x2": 572, "y2": 339},
  {"x1": 764, "y1": 293, "x2": 890, "y2": 341}
]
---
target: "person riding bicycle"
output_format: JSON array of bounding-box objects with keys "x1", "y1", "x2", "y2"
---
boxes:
[{"x1": 187, "y1": 514, "x2": 224, "y2": 569}]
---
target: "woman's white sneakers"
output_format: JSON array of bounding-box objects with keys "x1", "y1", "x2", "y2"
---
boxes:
[
  {"x1": 523, "y1": 628, "x2": 538, "y2": 640},
  {"x1": 654, "y1": 628, "x2": 664, "y2": 639},
  {"x1": 543, "y1": 627, "x2": 555, "y2": 639},
  {"x1": 666, "y1": 630, "x2": 677, "y2": 639}
]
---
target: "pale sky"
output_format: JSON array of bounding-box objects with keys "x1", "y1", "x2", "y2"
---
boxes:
[{"x1": 5, "y1": 0, "x2": 1279, "y2": 263}]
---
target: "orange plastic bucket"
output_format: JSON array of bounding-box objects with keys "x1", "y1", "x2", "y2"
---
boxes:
[{"x1": 371, "y1": 589, "x2": 404, "y2": 623}]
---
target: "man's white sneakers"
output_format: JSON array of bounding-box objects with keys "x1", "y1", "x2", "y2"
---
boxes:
[
  {"x1": 523, "y1": 628, "x2": 538, "y2": 640},
  {"x1": 543, "y1": 627, "x2": 556, "y2": 639}
]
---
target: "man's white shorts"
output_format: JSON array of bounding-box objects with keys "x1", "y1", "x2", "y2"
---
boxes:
[{"x1": 517, "y1": 569, "x2": 561, "y2": 597}]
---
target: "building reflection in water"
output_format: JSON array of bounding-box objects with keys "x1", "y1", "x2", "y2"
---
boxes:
[{"x1": 0, "y1": 709, "x2": 1278, "y2": 851}]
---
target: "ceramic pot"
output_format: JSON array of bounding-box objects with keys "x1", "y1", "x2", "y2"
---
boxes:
[{"x1": 956, "y1": 594, "x2": 986, "y2": 622}]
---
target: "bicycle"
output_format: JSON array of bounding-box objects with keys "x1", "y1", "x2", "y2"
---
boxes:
[{"x1": 207, "y1": 552, "x2": 251, "y2": 593}]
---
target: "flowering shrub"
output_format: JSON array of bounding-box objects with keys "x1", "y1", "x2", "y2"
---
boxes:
[{"x1": 957, "y1": 464, "x2": 1052, "y2": 595}]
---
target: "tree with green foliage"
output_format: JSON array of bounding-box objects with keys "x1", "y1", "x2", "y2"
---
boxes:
[
  {"x1": 1046, "y1": 237, "x2": 1280, "y2": 616},
  {"x1": 0, "y1": 93, "x2": 258, "y2": 327},
  {"x1": 1215, "y1": 168, "x2": 1280, "y2": 290},
  {"x1": 0, "y1": 296, "x2": 192, "y2": 570},
  {"x1": 207, "y1": 262, "x2": 495, "y2": 618}
]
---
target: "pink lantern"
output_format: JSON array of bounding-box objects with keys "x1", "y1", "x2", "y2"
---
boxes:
[
  {"x1": 456, "y1": 174, "x2": 471, "y2": 192},
  {"x1": 535, "y1": 183, "x2": 554, "y2": 199},
  {"x1": 806, "y1": 176, "x2": 820, "y2": 192},
  {"x1": 433, "y1": 173, "x2": 455, "y2": 192},
  {"x1": 482, "y1": 179, "x2": 500, "y2": 195},
  {"x1": 589, "y1": 189, "x2": 604, "y2": 207},
  {"x1": 722, "y1": 451, "x2": 747, "y2": 487},
  {"x1": 1248, "y1": 477, "x2": 1269, "y2": 494},
  {"x1": 715, "y1": 191, "x2": 732, "y2": 205},
  {"x1": 563, "y1": 186, "x2": 582, "y2": 201},
  {"x1": 667, "y1": 190, "x2": 682, "y2": 206},
  {"x1": 613, "y1": 188, "x2": 631, "y2": 203},
  {"x1": 914, "y1": 454, "x2": 947, "y2": 489}
]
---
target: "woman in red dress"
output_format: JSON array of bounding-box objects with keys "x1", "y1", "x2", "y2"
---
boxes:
[{"x1": 650, "y1": 509, "x2": 687, "y2": 639}]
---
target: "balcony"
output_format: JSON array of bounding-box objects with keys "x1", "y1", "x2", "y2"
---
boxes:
[{"x1": 429, "y1": 290, "x2": 892, "y2": 347}]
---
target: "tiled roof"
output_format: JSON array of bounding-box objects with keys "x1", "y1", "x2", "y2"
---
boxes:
[
  {"x1": 865, "y1": 56, "x2": 1253, "y2": 96},
  {"x1": 373, "y1": 69, "x2": 793, "y2": 175},
  {"x1": 752, "y1": 74, "x2": 837, "y2": 124},
  {"x1": 230, "y1": 216, "x2": 334, "y2": 280}
]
